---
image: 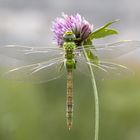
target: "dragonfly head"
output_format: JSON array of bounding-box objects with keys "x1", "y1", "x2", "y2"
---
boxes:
[{"x1": 63, "y1": 31, "x2": 76, "y2": 42}]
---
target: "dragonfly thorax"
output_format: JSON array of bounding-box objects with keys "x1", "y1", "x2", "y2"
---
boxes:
[
  {"x1": 64, "y1": 42, "x2": 75, "y2": 63},
  {"x1": 63, "y1": 32, "x2": 76, "y2": 70},
  {"x1": 63, "y1": 42, "x2": 76, "y2": 51}
]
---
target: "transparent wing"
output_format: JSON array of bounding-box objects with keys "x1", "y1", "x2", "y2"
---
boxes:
[
  {"x1": 4, "y1": 57, "x2": 66, "y2": 83},
  {"x1": 78, "y1": 40, "x2": 140, "y2": 60},
  {"x1": 75, "y1": 54, "x2": 133, "y2": 80},
  {"x1": 91, "y1": 61, "x2": 133, "y2": 80},
  {"x1": 0, "y1": 45, "x2": 64, "y2": 63}
]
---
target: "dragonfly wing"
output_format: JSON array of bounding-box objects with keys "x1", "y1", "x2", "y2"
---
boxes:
[
  {"x1": 4, "y1": 57, "x2": 66, "y2": 83},
  {"x1": 75, "y1": 53, "x2": 91, "y2": 77},
  {"x1": 91, "y1": 61, "x2": 133, "y2": 80},
  {"x1": 0, "y1": 45, "x2": 64, "y2": 63},
  {"x1": 81, "y1": 40, "x2": 140, "y2": 60},
  {"x1": 75, "y1": 54, "x2": 133, "y2": 80}
]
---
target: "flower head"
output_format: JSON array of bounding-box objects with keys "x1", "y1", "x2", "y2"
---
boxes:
[{"x1": 52, "y1": 13, "x2": 93, "y2": 46}]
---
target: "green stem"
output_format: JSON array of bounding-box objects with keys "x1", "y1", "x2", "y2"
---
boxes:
[
  {"x1": 82, "y1": 47, "x2": 99, "y2": 140},
  {"x1": 89, "y1": 63, "x2": 99, "y2": 140}
]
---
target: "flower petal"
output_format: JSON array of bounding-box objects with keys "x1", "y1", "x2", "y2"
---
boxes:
[{"x1": 51, "y1": 13, "x2": 93, "y2": 46}]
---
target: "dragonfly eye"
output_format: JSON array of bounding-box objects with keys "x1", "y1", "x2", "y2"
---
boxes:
[{"x1": 63, "y1": 31, "x2": 76, "y2": 42}]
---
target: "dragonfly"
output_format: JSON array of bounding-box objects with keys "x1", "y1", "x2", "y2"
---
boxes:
[{"x1": 0, "y1": 31, "x2": 140, "y2": 129}]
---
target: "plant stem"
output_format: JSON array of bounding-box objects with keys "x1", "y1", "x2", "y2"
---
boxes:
[
  {"x1": 89, "y1": 63, "x2": 99, "y2": 140},
  {"x1": 82, "y1": 47, "x2": 99, "y2": 140}
]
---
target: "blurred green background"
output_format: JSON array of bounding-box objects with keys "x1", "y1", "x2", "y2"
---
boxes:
[
  {"x1": 0, "y1": 66, "x2": 140, "y2": 140},
  {"x1": 0, "y1": 0, "x2": 140, "y2": 140}
]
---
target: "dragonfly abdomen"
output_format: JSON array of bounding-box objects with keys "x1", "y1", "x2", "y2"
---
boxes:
[{"x1": 66, "y1": 69, "x2": 73, "y2": 130}]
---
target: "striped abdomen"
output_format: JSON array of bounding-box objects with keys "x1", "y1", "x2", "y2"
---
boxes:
[{"x1": 66, "y1": 69, "x2": 73, "y2": 130}]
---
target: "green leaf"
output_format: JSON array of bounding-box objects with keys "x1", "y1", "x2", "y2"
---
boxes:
[
  {"x1": 91, "y1": 28, "x2": 118, "y2": 39},
  {"x1": 85, "y1": 49, "x2": 99, "y2": 64},
  {"x1": 88, "y1": 20, "x2": 119, "y2": 40},
  {"x1": 83, "y1": 38, "x2": 92, "y2": 46}
]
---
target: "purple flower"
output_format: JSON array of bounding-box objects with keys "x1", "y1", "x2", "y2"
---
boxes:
[{"x1": 51, "y1": 13, "x2": 93, "y2": 46}]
